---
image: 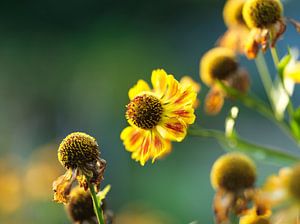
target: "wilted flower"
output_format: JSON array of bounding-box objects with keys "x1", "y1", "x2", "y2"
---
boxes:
[
  {"x1": 242, "y1": 0, "x2": 286, "y2": 58},
  {"x1": 53, "y1": 132, "x2": 106, "y2": 204},
  {"x1": 200, "y1": 47, "x2": 250, "y2": 115},
  {"x1": 218, "y1": 0, "x2": 250, "y2": 54},
  {"x1": 210, "y1": 153, "x2": 257, "y2": 223},
  {"x1": 121, "y1": 69, "x2": 197, "y2": 166}
]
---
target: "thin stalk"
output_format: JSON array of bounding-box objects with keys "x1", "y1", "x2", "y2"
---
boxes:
[
  {"x1": 255, "y1": 51, "x2": 275, "y2": 111},
  {"x1": 270, "y1": 47, "x2": 280, "y2": 66},
  {"x1": 88, "y1": 182, "x2": 105, "y2": 224},
  {"x1": 270, "y1": 46, "x2": 295, "y2": 117},
  {"x1": 188, "y1": 128, "x2": 300, "y2": 166},
  {"x1": 217, "y1": 81, "x2": 293, "y2": 142}
]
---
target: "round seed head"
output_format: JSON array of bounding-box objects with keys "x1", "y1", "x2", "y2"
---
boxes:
[
  {"x1": 126, "y1": 94, "x2": 163, "y2": 130},
  {"x1": 211, "y1": 153, "x2": 256, "y2": 191},
  {"x1": 200, "y1": 47, "x2": 238, "y2": 86},
  {"x1": 58, "y1": 132, "x2": 100, "y2": 170},
  {"x1": 243, "y1": 0, "x2": 283, "y2": 28},
  {"x1": 66, "y1": 186, "x2": 95, "y2": 222}
]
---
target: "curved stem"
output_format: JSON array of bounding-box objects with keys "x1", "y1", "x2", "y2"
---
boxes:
[
  {"x1": 217, "y1": 81, "x2": 294, "y2": 142},
  {"x1": 89, "y1": 182, "x2": 105, "y2": 224},
  {"x1": 188, "y1": 127, "x2": 300, "y2": 166},
  {"x1": 255, "y1": 51, "x2": 275, "y2": 111}
]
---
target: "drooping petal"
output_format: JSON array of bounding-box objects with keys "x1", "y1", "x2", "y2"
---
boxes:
[
  {"x1": 53, "y1": 169, "x2": 76, "y2": 204},
  {"x1": 128, "y1": 80, "x2": 150, "y2": 100},
  {"x1": 156, "y1": 117, "x2": 187, "y2": 142},
  {"x1": 151, "y1": 69, "x2": 168, "y2": 97},
  {"x1": 120, "y1": 126, "x2": 146, "y2": 152}
]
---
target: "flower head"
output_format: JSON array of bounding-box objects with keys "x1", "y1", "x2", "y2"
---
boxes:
[
  {"x1": 66, "y1": 186, "x2": 95, "y2": 223},
  {"x1": 211, "y1": 153, "x2": 256, "y2": 192},
  {"x1": 223, "y1": 0, "x2": 247, "y2": 28},
  {"x1": 53, "y1": 132, "x2": 106, "y2": 204},
  {"x1": 287, "y1": 164, "x2": 300, "y2": 202},
  {"x1": 200, "y1": 47, "x2": 238, "y2": 86},
  {"x1": 121, "y1": 69, "x2": 197, "y2": 165},
  {"x1": 200, "y1": 47, "x2": 250, "y2": 115},
  {"x1": 242, "y1": 0, "x2": 286, "y2": 58}
]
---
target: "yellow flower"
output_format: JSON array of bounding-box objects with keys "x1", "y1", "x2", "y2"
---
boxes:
[
  {"x1": 121, "y1": 69, "x2": 197, "y2": 166},
  {"x1": 53, "y1": 132, "x2": 106, "y2": 204},
  {"x1": 200, "y1": 47, "x2": 238, "y2": 86},
  {"x1": 200, "y1": 47, "x2": 250, "y2": 115},
  {"x1": 239, "y1": 206, "x2": 271, "y2": 224},
  {"x1": 284, "y1": 51, "x2": 300, "y2": 83},
  {"x1": 223, "y1": 0, "x2": 247, "y2": 28},
  {"x1": 211, "y1": 153, "x2": 256, "y2": 192},
  {"x1": 218, "y1": 0, "x2": 250, "y2": 55},
  {"x1": 242, "y1": 0, "x2": 286, "y2": 59}
]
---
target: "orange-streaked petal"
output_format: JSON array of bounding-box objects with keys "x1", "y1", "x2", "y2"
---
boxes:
[
  {"x1": 168, "y1": 107, "x2": 196, "y2": 124},
  {"x1": 162, "y1": 74, "x2": 180, "y2": 102},
  {"x1": 204, "y1": 88, "x2": 224, "y2": 115},
  {"x1": 131, "y1": 131, "x2": 152, "y2": 166},
  {"x1": 150, "y1": 130, "x2": 172, "y2": 162},
  {"x1": 151, "y1": 69, "x2": 168, "y2": 97},
  {"x1": 120, "y1": 126, "x2": 146, "y2": 152},
  {"x1": 128, "y1": 80, "x2": 150, "y2": 100},
  {"x1": 156, "y1": 118, "x2": 187, "y2": 142}
]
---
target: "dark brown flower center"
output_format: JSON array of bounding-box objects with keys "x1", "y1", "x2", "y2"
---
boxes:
[{"x1": 126, "y1": 94, "x2": 163, "y2": 129}]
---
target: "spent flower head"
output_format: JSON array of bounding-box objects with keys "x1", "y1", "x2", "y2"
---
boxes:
[
  {"x1": 242, "y1": 0, "x2": 286, "y2": 58},
  {"x1": 121, "y1": 69, "x2": 197, "y2": 165},
  {"x1": 53, "y1": 132, "x2": 106, "y2": 204}
]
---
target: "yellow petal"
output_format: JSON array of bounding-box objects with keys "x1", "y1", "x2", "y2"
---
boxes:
[
  {"x1": 156, "y1": 117, "x2": 187, "y2": 142},
  {"x1": 120, "y1": 126, "x2": 146, "y2": 152},
  {"x1": 285, "y1": 62, "x2": 300, "y2": 83},
  {"x1": 150, "y1": 130, "x2": 172, "y2": 162},
  {"x1": 151, "y1": 69, "x2": 168, "y2": 97},
  {"x1": 128, "y1": 80, "x2": 150, "y2": 100}
]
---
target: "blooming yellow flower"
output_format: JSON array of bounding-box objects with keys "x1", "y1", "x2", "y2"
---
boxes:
[
  {"x1": 53, "y1": 132, "x2": 106, "y2": 203},
  {"x1": 242, "y1": 0, "x2": 286, "y2": 59},
  {"x1": 121, "y1": 69, "x2": 197, "y2": 166}
]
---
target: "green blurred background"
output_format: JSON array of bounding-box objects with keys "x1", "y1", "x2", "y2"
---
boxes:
[{"x1": 0, "y1": 0, "x2": 300, "y2": 223}]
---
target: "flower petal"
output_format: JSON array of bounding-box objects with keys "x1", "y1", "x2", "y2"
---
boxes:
[
  {"x1": 151, "y1": 69, "x2": 168, "y2": 97},
  {"x1": 128, "y1": 80, "x2": 150, "y2": 100},
  {"x1": 156, "y1": 117, "x2": 187, "y2": 141},
  {"x1": 120, "y1": 126, "x2": 146, "y2": 152},
  {"x1": 150, "y1": 130, "x2": 172, "y2": 162},
  {"x1": 163, "y1": 74, "x2": 180, "y2": 102}
]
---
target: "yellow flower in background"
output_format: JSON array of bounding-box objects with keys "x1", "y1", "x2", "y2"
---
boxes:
[
  {"x1": 218, "y1": 0, "x2": 250, "y2": 54},
  {"x1": 121, "y1": 69, "x2": 197, "y2": 166},
  {"x1": 239, "y1": 206, "x2": 271, "y2": 224},
  {"x1": 284, "y1": 52, "x2": 300, "y2": 83},
  {"x1": 200, "y1": 47, "x2": 250, "y2": 115},
  {"x1": 53, "y1": 132, "x2": 106, "y2": 203},
  {"x1": 242, "y1": 0, "x2": 286, "y2": 59}
]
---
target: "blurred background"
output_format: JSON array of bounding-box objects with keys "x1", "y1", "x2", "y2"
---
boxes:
[{"x1": 0, "y1": 0, "x2": 299, "y2": 223}]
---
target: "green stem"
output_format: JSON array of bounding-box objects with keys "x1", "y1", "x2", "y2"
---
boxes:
[
  {"x1": 88, "y1": 182, "x2": 105, "y2": 224},
  {"x1": 255, "y1": 51, "x2": 275, "y2": 111},
  {"x1": 270, "y1": 46, "x2": 295, "y2": 118},
  {"x1": 188, "y1": 128, "x2": 300, "y2": 166},
  {"x1": 270, "y1": 47, "x2": 280, "y2": 67},
  {"x1": 217, "y1": 81, "x2": 293, "y2": 141}
]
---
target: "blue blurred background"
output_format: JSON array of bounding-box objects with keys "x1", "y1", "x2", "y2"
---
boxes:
[{"x1": 0, "y1": 0, "x2": 299, "y2": 223}]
